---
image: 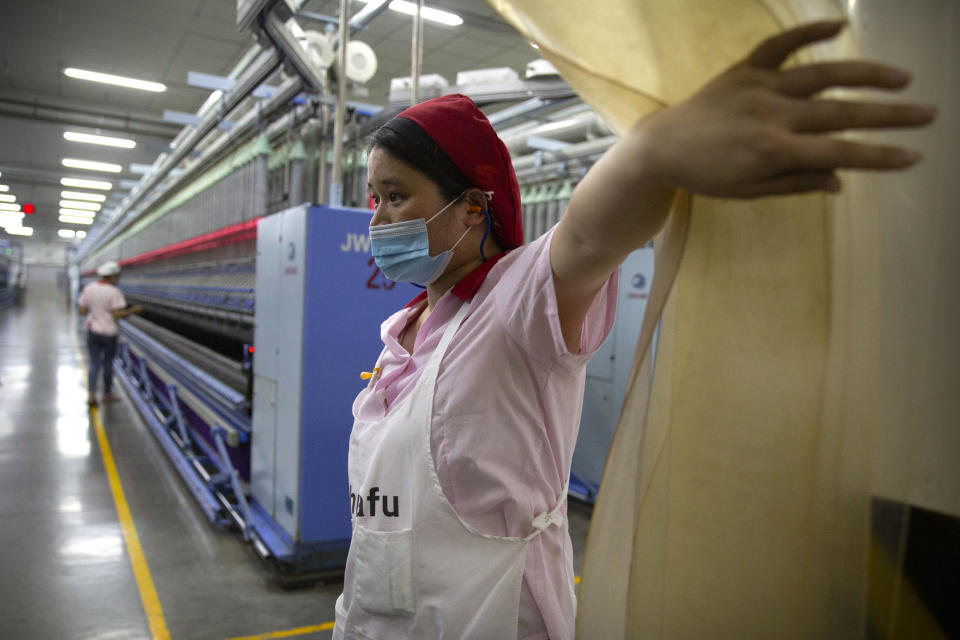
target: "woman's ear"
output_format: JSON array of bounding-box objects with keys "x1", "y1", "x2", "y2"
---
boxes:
[{"x1": 464, "y1": 188, "x2": 488, "y2": 224}]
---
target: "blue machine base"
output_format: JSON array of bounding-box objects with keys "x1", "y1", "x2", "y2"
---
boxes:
[
  {"x1": 115, "y1": 353, "x2": 350, "y2": 575},
  {"x1": 247, "y1": 499, "x2": 349, "y2": 571},
  {"x1": 568, "y1": 472, "x2": 599, "y2": 504},
  {"x1": 115, "y1": 363, "x2": 229, "y2": 525}
]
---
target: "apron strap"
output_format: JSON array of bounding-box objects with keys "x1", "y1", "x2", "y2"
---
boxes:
[
  {"x1": 524, "y1": 479, "x2": 570, "y2": 542},
  {"x1": 421, "y1": 299, "x2": 471, "y2": 380}
]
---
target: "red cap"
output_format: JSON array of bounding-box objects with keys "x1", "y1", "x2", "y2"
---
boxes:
[{"x1": 395, "y1": 94, "x2": 523, "y2": 250}]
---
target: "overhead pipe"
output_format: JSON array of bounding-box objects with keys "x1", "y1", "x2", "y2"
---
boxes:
[
  {"x1": 331, "y1": 0, "x2": 350, "y2": 206},
  {"x1": 411, "y1": 0, "x2": 424, "y2": 105},
  {"x1": 511, "y1": 135, "x2": 618, "y2": 177},
  {"x1": 497, "y1": 101, "x2": 592, "y2": 137},
  {"x1": 347, "y1": 0, "x2": 391, "y2": 34},
  {"x1": 79, "y1": 48, "x2": 283, "y2": 260},
  {"x1": 301, "y1": 0, "x2": 391, "y2": 37},
  {"x1": 166, "y1": 43, "x2": 264, "y2": 156},
  {"x1": 500, "y1": 112, "x2": 614, "y2": 155},
  {"x1": 0, "y1": 96, "x2": 177, "y2": 139}
]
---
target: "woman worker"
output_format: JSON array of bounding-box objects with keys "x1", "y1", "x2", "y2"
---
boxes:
[
  {"x1": 334, "y1": 22, "x2": 935, "y2": 640},
  {"x1": 77, "y1": 261, "x2": 144, "y2": 407}
]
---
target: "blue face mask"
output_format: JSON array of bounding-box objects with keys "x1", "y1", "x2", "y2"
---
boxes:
[{"x1": 369, "y1": 192, "x2": 471, "y2": 284}]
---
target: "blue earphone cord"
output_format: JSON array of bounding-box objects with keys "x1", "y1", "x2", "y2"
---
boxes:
[
  {"x1": 410, "y1": 210, "x2": 491, "y2": 290},
  {"x1": 479, "y1": 209, "x2": 492, "y2": 262}
]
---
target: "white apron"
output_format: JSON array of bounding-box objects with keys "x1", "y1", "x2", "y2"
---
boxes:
[{"x1": 334, "y1": 301, "x2": 570, "y2": 640}]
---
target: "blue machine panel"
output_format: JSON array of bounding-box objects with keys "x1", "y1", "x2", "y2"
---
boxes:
[
  {"x1": 252, "y1": 205, "x2": 416, "y2": 557},
  {"x1": 299, "y1": 206, "x2": 418, "y2": 543}
]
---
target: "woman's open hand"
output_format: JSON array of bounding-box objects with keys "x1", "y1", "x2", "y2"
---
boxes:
[
  {"x1": 554, "y1": 20, "x2": 937, "y2": 343},
  {"x1": 635, "y1": 20, "x2": 936, "y2": 198}
]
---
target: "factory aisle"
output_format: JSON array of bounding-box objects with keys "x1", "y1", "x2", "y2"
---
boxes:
[{"x1": 0, "y1": 275, "x2": 341, "y2": 640}]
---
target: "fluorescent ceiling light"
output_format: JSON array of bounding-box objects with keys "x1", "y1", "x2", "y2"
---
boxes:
[
  {"x1": 0, "y1": 203, "x2": 21, "y2": 212},
  {"x1": 0, "y1": 185, "x2": 8, "y2": 192},
  {"x1": 61, "y1": 190, "x2": 106, "y2": 202},
  {"x1": 59, "y1": 215, "x2": 94, "y2": 225},
  {"x1": 61, "y1": 177, "x2": 113, "y2": 190},
  {"x1": 372, "y1": 0, "x2": 463, "y2": 25},
  {"x1": 64, "y1": 131, "x2": 136, "y2": 149},
  {"x1": 5, "y1": 226, "x2": 33, "y2": 236},
  {"x1": 64, "y1": 67, "x2": 166, "y2": 92},
  {"x1": 60, "y1": 208, "x2": 96, "y2": 217},
  {"x1": 62, "y1": 158, "x2": 122, "y2": 173},
  {"x1": 59, "y1": 229, "x2": 77, "y2": 239},
  {"x1": 0, "y1": 212, "x2": 24, "y2": 226},
  {"x1": 59, "y1": 199, "x2": 101, "y2": 211},
  {"x1": 0, "y1": 194, "x2": 16, "y2": 203},
  {"x1": 76, "y1": 230, "x2": 87, "y2": 239}
]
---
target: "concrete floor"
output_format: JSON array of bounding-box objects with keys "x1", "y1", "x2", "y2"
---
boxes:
[{"x1": 0, "y1": 274, "x2": 593, "y2": 640}]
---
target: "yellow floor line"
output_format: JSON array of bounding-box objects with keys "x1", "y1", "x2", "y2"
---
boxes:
[
  {"x1": 225, "y1": 621, "x2": 336, "y2": 640},
  {"x1": 91, "y1": 407, "x2": 172, "y2": 640},
  {"x1": 75, "y1": 331, "x2": 171, "y2": 640}
]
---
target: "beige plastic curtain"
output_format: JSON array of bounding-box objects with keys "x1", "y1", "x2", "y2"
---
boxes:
[{"x1": 487, "y1": 0, "x2": 959, "y2": 637}]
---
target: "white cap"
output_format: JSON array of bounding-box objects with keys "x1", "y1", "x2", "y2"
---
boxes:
[{"x1": 96, "y1": 260, "x2": 121, "y2": 277}]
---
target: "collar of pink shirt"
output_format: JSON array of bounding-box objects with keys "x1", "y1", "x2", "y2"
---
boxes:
[{"x1": 402, "y1": 251, "x2": 511, "y2": 308}]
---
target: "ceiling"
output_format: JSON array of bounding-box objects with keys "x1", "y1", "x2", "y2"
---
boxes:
[{"x1": 0, "y1": 0, "x2": 539, "y2": 242}]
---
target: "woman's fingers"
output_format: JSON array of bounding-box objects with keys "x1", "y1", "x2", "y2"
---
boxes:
[
  {"x1": 789, "y1": 98, "x2": 936, "y2": 132},
  {"x1": 745, "y1": 20, "x2": 845, "y2": 70},
  {"x1": 777, "y1": 61, "x2": 911, "y2": 97},
  {"x1": 787, "y1": 135, "x2": 921, "y2": 171},
  {"x1": 745, "y1": 171, "x2": 841, "y2": 197},
  {"x1": 647, "y1": 20, "x2": 937, "y2": 198}
]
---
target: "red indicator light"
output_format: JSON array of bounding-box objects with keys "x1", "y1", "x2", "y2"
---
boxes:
[
  {"x1": 22, "y1": 203, "x2": 35, "y2": 215},
  {"x1": 248, "y1": 346, "x2": 255, "y2": 354}
]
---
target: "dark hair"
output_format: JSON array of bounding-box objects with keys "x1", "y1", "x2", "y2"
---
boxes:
[{"x1": 370, "y1": 117, "x2": 471, "y2": 203}]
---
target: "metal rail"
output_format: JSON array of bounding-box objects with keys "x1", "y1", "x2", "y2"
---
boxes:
[
  {"x1": 125, "y1": 315, "x2": 248, "y2": 394},
  {"x1": 119, "y1": 319, "x2": 249, "y2": 423}
]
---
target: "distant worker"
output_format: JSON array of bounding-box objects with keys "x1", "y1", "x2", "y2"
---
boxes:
[
  {"x1": 334, "y1": 22, "x2": 935, "y2": 640},
  {"x1": 77, "y1": 261, "x2": 143, "y2": 407}
]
